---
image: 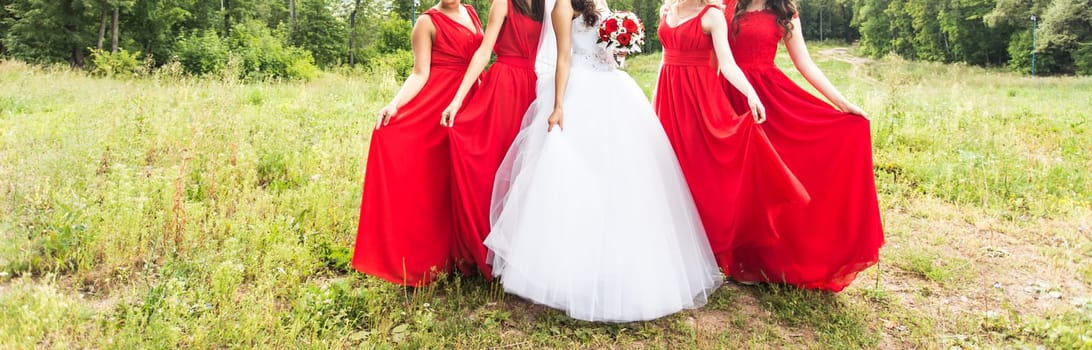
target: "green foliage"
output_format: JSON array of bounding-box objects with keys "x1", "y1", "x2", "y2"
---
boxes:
[
  {"x1": 289, "y1": 0, "x2": 347, "y2": 68},
  {"x1": 798, "y1": 0, "x2": 859, "y2": 43},
  {"x1": 1075, "y1": 43, "x2": 1092, "y2": 75},
  {"x1": 0, "y1": 0, "x2": 12, "y2": 56},
  {"x1": 370, "y1": 49, "x2": 413, "y2": 78},
  {"x1": 174, "y1": 29, "x2": 230, "y2": 75},
  {"x1": 854, "y1": 0, "x2": 1010, "y2": 65},
  {"x1": 1006, "y1": 30, "x2": 1063, "y2": 74},
  {"x1": 985, "y1": 0, "x2": 1092, "y2": 75},
  {"x1": 374, "y1": 13, "x2": 412, "y2": 54},
  {"x1": 2, "y1": 0, "x2": 97, "y2": 65},
  {"x1": 123, "y1": 0, "x2": 213, "y2": 65},
  {"x1": 854, "y1": 0, "x2": 1090, "y2": 74},
  {"x1": 90, "y1": 48, "x2": 143, "y2": 77},
  {"x1": 229, "y1": 19, "x2": 318, "y2": 80}
]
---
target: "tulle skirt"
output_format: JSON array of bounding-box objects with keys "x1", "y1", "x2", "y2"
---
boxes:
[{"x1": 485, "y1": 66, "x2": 723, "y2": 322}]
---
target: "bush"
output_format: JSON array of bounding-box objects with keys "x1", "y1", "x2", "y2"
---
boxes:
[
  {"x1": 286, "y1": 54, "x2": 321, "y2": 81},
  {"x1": 1074, "y1": 43, "x2": 1092, "y2": 76},
  {"x1": 375, "y1": 15, "x2": 413, "y2": 53},
  {"x1": 1007, "y1": 31, "x2": 1063, "y2": 75},
  {"x1": 369, "y1": 50, "x2": 413, "y2": 79},
  {"x1": 174, "y1": 30, "x2": 230, "y2": 76},
  {"x1": 229, "y1": 20, "x2": 319, "y2": 80},
  {"x1": 89, "y1": 48, "x2": 143, "y2": 77}
]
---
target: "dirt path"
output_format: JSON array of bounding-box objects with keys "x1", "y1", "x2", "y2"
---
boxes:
[{"x1": 818, "y1": 47, "x2": 881, "y2": 84}]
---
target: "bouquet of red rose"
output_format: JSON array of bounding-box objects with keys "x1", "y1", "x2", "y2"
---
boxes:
[{"x1": 597, "y1": 11, "x2": 645, "y2": 67}]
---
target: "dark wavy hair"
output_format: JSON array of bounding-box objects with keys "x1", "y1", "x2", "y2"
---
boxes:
[
  {"x1": 732, "y1": 0, "x2": 797, "y2": 39},
  {"x1": 572, "y1": 0, "x2": 598, "y2": 27},
  {"x1": 511, "y1": 0, "x2": 545, "y2": 22}
]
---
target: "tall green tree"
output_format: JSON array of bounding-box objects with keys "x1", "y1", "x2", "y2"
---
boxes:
[
  {"x1": 289, "y1": 0, "x2": 346, "y2": 67},
  {"x1": 0, "y1": 0, "x2": 13, "y2": 55},
  {"x1": 123, "y1": 0, "x2": 211, "y2": 64},
  {"x1": 856, "y1": 0, "x2": 1015, "y2": 67},
  {"x1": 798, "y1": 0, "x2": 858, "y2": 42},
  {"x1": 1036, "y1": 0, "x2": 1092, "y2": 74},
  {"x1": 984, "y1": 0, "x2": 1089, "y2": 74},
  {"x1": 3, "y1": 0, "x2": 97, "y2": 66}
]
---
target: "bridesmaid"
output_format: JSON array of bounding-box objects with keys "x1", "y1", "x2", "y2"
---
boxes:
[
  {"x1": 721, "y1": 0, "x2": 883, "y2": 291},
  {"x1": 653, "y1": 0, "x2": 809, "y2": 276},
  {"x1": 352, "y1": 0, "x2": 483, "y2": 286},
  {"x1": 440, "y1": 0, "x2": 544, "y2": 277}
]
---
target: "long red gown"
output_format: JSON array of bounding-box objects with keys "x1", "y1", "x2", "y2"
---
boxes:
[
  {"x1": 721, "y1": 3, "x2": 884, "y2": 291},
  {"x1": 352, "y1": 6, "x2": 483, "y2": 286},
  {"x1": 653, "y1": 5, "x2": 809, "y2": 275},
  {"x1": 449, "y1": 1, "x2": 542, "y2": 277}
]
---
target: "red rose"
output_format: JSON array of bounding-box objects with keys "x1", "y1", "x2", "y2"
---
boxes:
[
  {"x1": 598, "y1": 28, "x2": 610, "y2": 41},
  {"x1": 622, "y1": 19, "x2": 639, "y2": 33},
  {"x1": 617, "y1": 32, "x2": 632, "y2": 47},
  {"x1": 604, "y1": 18, "x2": 619, "y2": 33}
]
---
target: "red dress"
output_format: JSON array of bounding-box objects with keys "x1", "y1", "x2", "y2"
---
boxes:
[
  {"x1": 448, "y1": 2, "x2": 542, "y2": 277},
  {"x1": 653, "y1": 5, "x2": 809, "y2": 275},
  {"x1": 721, "y1": 3, "x2": 884, "y2": 291},
  {"x1": 352, "y1": 6, "x2": 483, "y2": 286}
]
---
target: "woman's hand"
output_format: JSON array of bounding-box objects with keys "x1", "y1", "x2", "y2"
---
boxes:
[
  {"x1": 376, "y1": 104, "x2": 397, "y2": 130},
  {"x1": 440, "y1": 101, "x2": 460, "y2": 127},
  {"x1": 547, "y1": 108, "x2": 564, "y2": 132},
  {"x1": 747, "y1": 95, "x2": 767, "y2": 124},
  {"x1": 839, "y1": 101, "x2": 868, "y2": 120}
]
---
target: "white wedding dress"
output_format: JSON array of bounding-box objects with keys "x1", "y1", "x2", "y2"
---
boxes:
[{"x1": 483, "y1": 6, "x2": 723, "y2": 323}]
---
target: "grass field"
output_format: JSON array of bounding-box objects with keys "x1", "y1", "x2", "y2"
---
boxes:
[{"x1": 1, "y1": 44, "x2": 1090, "y2": 349}]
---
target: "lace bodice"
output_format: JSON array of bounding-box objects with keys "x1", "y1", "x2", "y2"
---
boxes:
[{"x1": 571, "y1": 10, "x2": 616, "y2": 71}]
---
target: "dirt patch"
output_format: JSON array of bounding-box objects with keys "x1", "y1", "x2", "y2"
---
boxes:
[
  {"x1": 818, "y1": 47, "x2": 878, "y2": 85},
  {"x1": 869, "y1": 197, "x2": 1091, "y2": 344}
]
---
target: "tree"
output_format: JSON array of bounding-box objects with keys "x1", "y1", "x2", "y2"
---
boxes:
[
  {"x1": 0, "y1": 0, "x2": 15, "y2": 55},
  {"x1": 289, "y1": 0, "x2": 296, "y2": 30},
  {"x1": 289, "y1": 0, "x2": 345, "y2": 67},
  {"x1": 798, "y1": 0, "x2": 858, "y2": 43},
  {"x1": 3, "y1": 0, "x2": 97, "y2": 66},
  {"x1": 1037, "y1": 0, "x2": 1092, "y2": 73},
  {"x1": 984, "y1": 0, "x2": 1090, "y2": 74},
  {"x1": 349, "y1": 0, "x2": 362, "y2": 66},
  {"x1": 125, "y1": 0, "x2": 215, "y2": 64}
]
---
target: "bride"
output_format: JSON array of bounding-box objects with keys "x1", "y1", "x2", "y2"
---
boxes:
[{"x1": 484, "y1": 0, "x2": 723, "y2": 322}]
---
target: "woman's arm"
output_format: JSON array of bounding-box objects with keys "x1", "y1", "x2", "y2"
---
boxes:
[
  {"x1": 548, "y1": 0, "x2": 573, "y2": 132},
  {"x1": 377, "y1": 15, "x2": 436, "y2": 130},
  {"x1": 705, "y1": 8, "x2": 766, "y2": 123},
  {"x1": 783, "y1": 17, "x2": 866, "y2": 117},
  {"x1": 441, "y1": 0, "x2": 509, "y2": 127}
]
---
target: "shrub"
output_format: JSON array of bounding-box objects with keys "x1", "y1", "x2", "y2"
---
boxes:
[
  {"x1": 89, "y1": 48, "x2": 143, "y2": 77},
  {"x1": 174, "y1": 30, "x2": 230, "y2": 76},
  {"x1": 369, "y1": 50, "x2": 413, "y2": 79},
  {"x1": 286, "y1": 55, "x2": 321, "y2": 81},
  {"x1": 229, "y1": 20, "x2": 319, "y2": 80},
  {"x1": 1007, "y1": 31, "x2": 1063, "y2": 75},
  {"x1": 1074, "y1": 43, "x2": 1092, "y2": 76}
]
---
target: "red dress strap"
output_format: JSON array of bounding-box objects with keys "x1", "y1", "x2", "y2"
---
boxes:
[
  {"x1": 424, "y1": 6, "x2": 482, "y2": 34},
  {"x1": 465, "y1": 4, "x2": 483, "y2": 32},
  {"x1": 697, "y1": 4, "x2": 720, "y2": 18}
]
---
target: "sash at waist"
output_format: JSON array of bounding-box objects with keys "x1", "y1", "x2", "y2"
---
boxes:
[
  {"x1": 663, "y1": 50, "x2": 714, "y2": 67},
  {"x1": 495, "y1": 55, "x2": 536, "y2": 70}
]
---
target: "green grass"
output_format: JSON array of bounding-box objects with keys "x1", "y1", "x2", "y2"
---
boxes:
[{"x1": 1, "y1": 44, "x2": 1091, "y2": 348}]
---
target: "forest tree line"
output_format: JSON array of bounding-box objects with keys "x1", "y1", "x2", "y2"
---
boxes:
[{"x1": 0, "y1": 0, "x2": 1088, "y2": 78}]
